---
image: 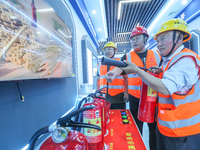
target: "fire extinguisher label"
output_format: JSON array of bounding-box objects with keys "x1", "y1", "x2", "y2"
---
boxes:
[
  {"x1": 147, "y1": 86, "x2": 157, "y2": 99},
  {"x1": 83, "y1": 110, "x2": 102, "y2": 143}
]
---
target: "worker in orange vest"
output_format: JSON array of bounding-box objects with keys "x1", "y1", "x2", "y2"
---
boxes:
[
  {"x1": 119, "y1": 19, "x2": 200, "y2": 150},
  {"x1": 105, "y1": 26, "x2": 162, "y2": 150},
  {"x1": 97, "y1": 41, "x2": 128, "y2": 109}
]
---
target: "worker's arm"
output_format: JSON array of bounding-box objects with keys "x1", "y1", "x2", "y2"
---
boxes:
[
  {"x1": 123, "y1": 74, "x2": 129, "y2": 102},
  {"x1": 105, "y1": 67, "x2": 123, "y2": 83},
  {"x1": 121, "y1": 60, "x2": 170, "y2": 95}
]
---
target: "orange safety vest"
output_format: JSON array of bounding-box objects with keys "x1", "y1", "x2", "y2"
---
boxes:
[
  {"x1": 98, "y1": 58, "x2": 124, "y2": 96},
  {"x1": 126, "y1": 50, "x2": 161, "y2": 98},
  {"x1": 158, "y1": 48, "x2": 200, "y2": 137}
]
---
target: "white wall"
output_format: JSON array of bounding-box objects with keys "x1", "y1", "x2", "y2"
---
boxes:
[{"x1": 66, "y1": 1, "x2": 96, "y2": 90}]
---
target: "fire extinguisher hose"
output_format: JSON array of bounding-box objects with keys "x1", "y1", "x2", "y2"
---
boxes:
[
  {"x1": 101, "y1": 57, "x2": 150, "y2": 71},
  {"x1": 29, "y1": 126, "x2": 49, "y2": 150}
]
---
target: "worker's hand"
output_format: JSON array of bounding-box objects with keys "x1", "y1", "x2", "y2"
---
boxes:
[
  {"x1": 105, "y1": 71, "x2": 115, "y2": 83},
  {"x1": 120, "y1": 60, "x2": 139, "y2": 74},
  {"x1": 123, "y1": 93, "x2": 129, "y2": 102},
  {"x1": 149, "y1": 66, "x2": 163, "y2": 74}
]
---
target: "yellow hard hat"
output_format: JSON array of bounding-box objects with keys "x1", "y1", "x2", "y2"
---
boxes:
[
  {"x1": 154, "y1": 19, "x2": 191, "y2": 43},
  {"x1": 103, "y1": 41, "x2": 117, "y2": 51}
]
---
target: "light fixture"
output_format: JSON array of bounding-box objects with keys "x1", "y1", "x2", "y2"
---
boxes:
[
  {"x1": 137, "y1": 23, "x2": 140, "y2": 26},
  {"x1": 147, "y1": 0, "x2": 175, "y2": 34},
  {"x1": 186, "y1": 10, "x2": 200, "y2": 22},
  {"x1": 182, "y1": 0, "x2": 187, "y2": 5},
  {"x1": 92, "y1": 10, "x2": 96, "y2": 14},
  {"x1": 100, "y1": 0, "x2": 108, "y2": 38},
  {"x1": 117, "y1": 32, "x2": 131, "y2": 35},
  {"x1": 98, "y1": 28, "x2": 102, "y2": 31},
  {"x1": 118, "y1": 0, "x2": 151, "y2": 20}
]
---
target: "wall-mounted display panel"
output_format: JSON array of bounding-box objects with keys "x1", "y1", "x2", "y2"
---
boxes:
[{"x1": 0, "y1": 0, "x2": 73, "y2": 81}]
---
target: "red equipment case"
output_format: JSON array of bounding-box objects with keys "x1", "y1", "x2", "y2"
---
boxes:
[{"x1": 104, "y1": 109, "x2": 146, "y2": 150}]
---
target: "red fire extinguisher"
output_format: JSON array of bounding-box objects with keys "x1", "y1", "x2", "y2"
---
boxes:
[
  {"x1": 83, "y1": 97, "x2": 105, "y2": 150},
  {"x1": 28, "y1": 105, "x2": 101, "y2": 150},
  {"x1": 94, "y1": 97, "x2": 107, "y2": 136},
  {"x1": 138, "y1": 72, "x2": 159, "y2": 123},
  {"x1": 31, "y1": 0, "x2": 37, "y2": 28}
]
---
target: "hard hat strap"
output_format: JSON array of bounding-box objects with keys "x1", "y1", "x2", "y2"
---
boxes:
[
  {"x1": 165, "y1": 31, "x2": 181, "y2": 57},
  {"x1": 143, "y1": 34, "x2": 147, "y2": 44}
]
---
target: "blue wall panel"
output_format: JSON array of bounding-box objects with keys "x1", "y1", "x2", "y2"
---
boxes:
[{"x1": 0, "y1": 0, "x2": 78, "y2": 149}]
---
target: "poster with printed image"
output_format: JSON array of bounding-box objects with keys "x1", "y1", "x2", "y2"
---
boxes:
[{"x1": 0, "y1": 0, "x2": 73, "y2": 81}]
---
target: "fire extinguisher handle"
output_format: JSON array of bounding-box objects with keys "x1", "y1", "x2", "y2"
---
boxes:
[
  {"x1": 95, "y1": 86, "x2": 107, "y2": 93},
  {"x1": 68, "y1": 120, "x2": 101, "y2": 131},
  {"x1": 57, "y1": 105, "x2": 95, "y2": 126}
]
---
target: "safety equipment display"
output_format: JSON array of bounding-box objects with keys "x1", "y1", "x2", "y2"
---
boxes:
[
  {"x1": 138, "y1": 72, "x2": 159, "y2": 123},
  {"x1": 103, "y1": 41, "x2": 117, "y2": 51},
  {"x1": 130, "y1": 26, "x2": 149, "y2": 39},
  {"x1": 154, "y1": 18, "x2": 191, "y2": 43},
  {"x1": 83, "y1": 97, "x2": 105, "y2": 150},
  {"x1": 28, "y1": 106, "x2": 101, "y2": 150}
]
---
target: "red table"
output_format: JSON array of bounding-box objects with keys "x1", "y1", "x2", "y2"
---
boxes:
[{"x1": 104, "y1": 109, "x2": 147, "y2": 150}]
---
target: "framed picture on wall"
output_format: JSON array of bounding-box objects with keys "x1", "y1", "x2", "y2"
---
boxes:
[{"x1": 0, "y1": 0, "x2": 73, "y2": 81}]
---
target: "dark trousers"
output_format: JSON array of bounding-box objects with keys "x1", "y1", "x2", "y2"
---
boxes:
[
  {"x1": 129, "y1": 97, "x2": 157, "y2": 150},
  {"x1": 110, "y1": 102, "x2": 126, "y2": 109},
  {"x1": 156, "y1": 126, "x2": 200, "y2": 150}
]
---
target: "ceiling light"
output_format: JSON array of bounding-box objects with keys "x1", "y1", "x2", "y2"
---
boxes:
[
  {"x1": 100, "y1": 0, "x2": 108, "y2": 38},
  {"x1": 118, "y1": 0, "x2": 151, "y2": 20},
  {"x1": 92, "y1": 10, "x2": 96, "y2": 14},
  {"x1": 98, "y1": 28, "x2": 102, "y2": 31},
  {"x1": 117, "y1": 32, "x2": 131, "y2": 35},
  {"x1": 182, "y1": 0, "x2": 187, "y2": 5},
  {"x1": 137, "y1": 23, "x2": 140, "y2": 26},
  {"x1": 147, "y1": 0, "x2": 175, "y2": 34}
]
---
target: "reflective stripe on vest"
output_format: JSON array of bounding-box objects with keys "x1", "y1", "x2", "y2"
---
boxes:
[
  {"x1": 158, "y1": 48, "x2": 200, "y2": 137},
  {"x1": 100, "y1": 85, "x2": 124, "y2": 89},
  {"x1": 99, "y1": 58, "x2": 124, "y2": 96},
  {"x1": 126, "y1": 50, "x2": 161, "y2": 98}
]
